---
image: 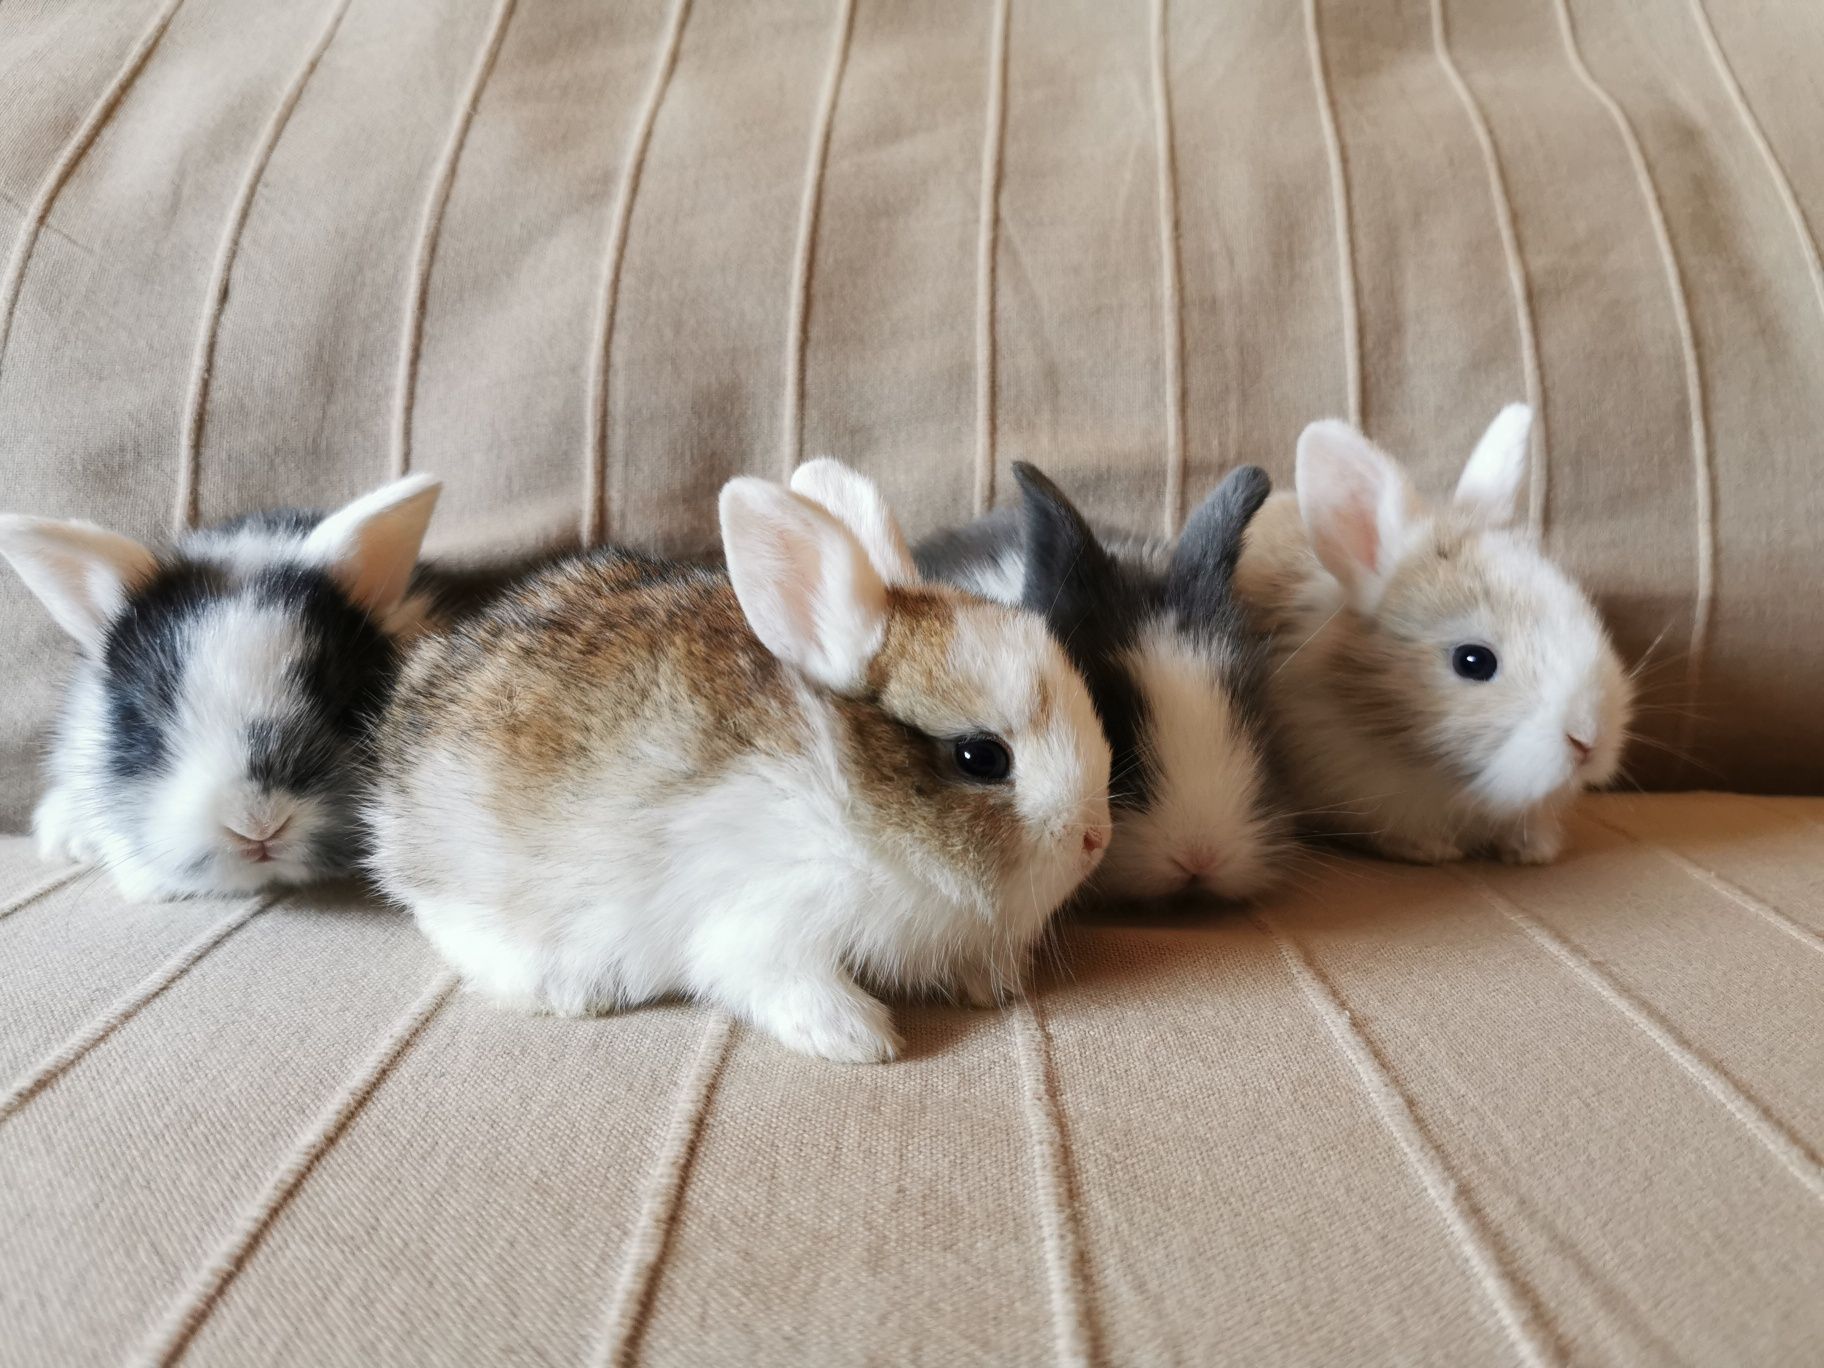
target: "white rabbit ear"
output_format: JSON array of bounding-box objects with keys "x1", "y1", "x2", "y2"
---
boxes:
[
  {"x1": 302, "y1": 474, "x2": 442, "y2": 617},
  {"x1": 1294, "y1": 420, "x2": 1416, "y2": 598},
  {"x1": 1454, "y1": 403, "x2": 1532, "y2": 527},
  {"x1": 788, "y1": 459, "x2": 918, "y2": 586},
  {"x1": 721, "y1": 478, "x2": 889, "y2": 693},
  {"x1": 0, "y1": 516, "x2": 158, "y2": 653}
]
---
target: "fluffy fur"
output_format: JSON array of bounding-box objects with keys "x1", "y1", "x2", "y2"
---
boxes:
[
  {"x1": 916, "y1": 462, "x2": 1287, "y2": 901},
  {"x1": 0, "y1": 476, "x2": 444, "y2": 900},
  {"x1": 366, "y1": 462, "x2": 1111, "y2": 1065},
  {"x1": 1233, "y1": 404, "x2": 1633, "y2": 864}
]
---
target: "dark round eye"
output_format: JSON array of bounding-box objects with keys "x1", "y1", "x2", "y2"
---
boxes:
[
  {"x1": 952, "y1": 736, "x2": 1012, "y2": 783},
  {"x1": 1451, "y1": 644, "x2": 1498, "y2": 682}
]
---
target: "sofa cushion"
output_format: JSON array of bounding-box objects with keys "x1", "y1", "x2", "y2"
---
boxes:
[
  {"x1": 4, "y1": 1, "x2": 1824, "y2": 827},
  {"x1": 1, "y1": 792, "x2": 1821, "y2": 1365}
]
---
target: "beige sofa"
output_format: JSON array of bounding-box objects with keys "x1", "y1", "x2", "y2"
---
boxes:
[{"x1": 3, "y1": 2, "x2": 1822, "y2": 1364}]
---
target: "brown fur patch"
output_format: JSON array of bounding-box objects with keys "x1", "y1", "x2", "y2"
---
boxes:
[
  {"x1": 379, "y1": 550, "x2": 805, "y2": 819},
  {"x1": 846, "y1": 586, "x2": 1025, "y2": 882}
]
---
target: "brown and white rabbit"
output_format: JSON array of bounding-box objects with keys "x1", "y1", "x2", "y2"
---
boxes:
[
  {"x1": 0, "y1": 476, "x2": 443, "y2": 900},
  {"x1": 1234, "y1": 404, "x2": 1632, "y2": 865},
  {"x1": 366, "y1": 461, "x2": 1112, "y2": 1064}
]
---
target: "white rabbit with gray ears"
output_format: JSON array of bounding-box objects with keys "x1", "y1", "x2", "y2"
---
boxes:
[
  {"x1": 916, "y1": 462, "x2": 1290, "y2": 902},
  {"x1": 0, "y1": 475, "x2": 443, "y2": 901},
  {"x1": 1234, "y1": 404, "x2": 1632, "y2": 865}
]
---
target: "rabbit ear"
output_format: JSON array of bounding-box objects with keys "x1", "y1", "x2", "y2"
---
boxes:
[
  {"x1": 1165, "y1": 465, "x2": 1272, "y2": 627},
  {"x1": 721, "y1": 478, "x2": 888, "y2": 693},
  {"x1": 0, "y1": 516, "x2": 158, "y2": 652},
  {"x1": 1012, "y1": 462, "x2": 1120, "y2": 630},
  {"x1": 1454, "y1": 403, "x2": 1532, "y2": 527},
  {"x1": 302, "y1": 474, "x2": 442, "y2": 617},
  {"x1": 788, "y1": 459, "x2": 918, "y2": 586},
  {"x1": 1294, "y1": 420, "x2": 1416, "y2": 599}
]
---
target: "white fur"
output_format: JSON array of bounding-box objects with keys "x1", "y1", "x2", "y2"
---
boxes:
[
  {"x1": 789, "y1": 458, "x2": 918, "y2": 586},
  {"x1": 372, "y1": 466, "x2": 1111, "y2": 1064},
  {"x1": 372, "y1": 663, "x2": 1107, "y2": 1065},
  {"x1": 0, "y1": 518, "x2": 157, "y2": 652},
  {"x1": 7, "y1": 476, "x2": 443, "y2": 900},
  {"x1": 1093, "y1": 619, "x2": 1283, "y2": 899},
  {"x1": 721, "y1": 479, "x2": 888, "y2": 695},
  {"x1": 1241, "y1": 408, "x2": 1631, "y2": 865}
]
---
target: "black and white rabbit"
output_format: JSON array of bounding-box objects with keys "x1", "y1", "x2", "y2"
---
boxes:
[
  {"x1": 915, "y1": 463, "x2": 1288, "y2": 901},
  {"x1": 0, "y1": 475, "x2": 443, "y2": 900}
]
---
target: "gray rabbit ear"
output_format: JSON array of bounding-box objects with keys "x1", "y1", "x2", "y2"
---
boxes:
[
  {"x1": 1165, "y1": 465, "x2": 1272, "y2": 627},
  {"x1": 1012, "y1": 462, "x2": 1116, "y2": 626}
]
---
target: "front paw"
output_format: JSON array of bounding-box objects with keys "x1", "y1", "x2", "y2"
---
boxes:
[
  {"x1": 32, "y1": 787, "x2": 98, "y2": 865},
  {"x1": 1495, "y1": 825, "x2": 1565, "y2": 866},
  {"x1": 758, "y1": 981, "x2": 903, "y2": 1065},
  {"x1": 951, "y1": 962, "x2": 1016, "y2": 1010},
  {"x1": 1370, "y1": 835, "x2": 1467, "y2": 866}
]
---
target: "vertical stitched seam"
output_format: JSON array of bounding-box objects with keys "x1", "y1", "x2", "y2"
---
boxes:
[
  {"x1": 781, "y1": 0, "x2": 858, "y2": 480},
  {"x1": 587, "y1": 1011, "x2": 734, "y2": 1368},
  {"x1": 1581, "y1": 810, "x2": 1824, "y2": 956},
  {"x1": 1551, "y1": 0, "x2": 1712, "y2": 777},
  {"x1": 391, "y1": 0, "x2": 521, "y2": 478},
  {"x1": 974, "y1": 0, "x2": 1012, "y2": 516},
  {"x1": 1253, "y1": 911, "x2": 1558, "y2": 1367},
  {"x1": 1150, "y1": 0, "x2": 1188, "y2": 538},
  {"x1": 0, "y1": 0, "x2": 187, "y2": 376},
  {"x1": 0, "y1": 865, "x2": 85, "y2": 921},
  {"x1": 133, "y1": 972, "x2": 458, "y2": 1366},
  {"x1": 1686, "y1": 0, "x2": 1824, "y2": 325},
  {"x1": 1455, "y1": 869, "x2": 1824, "y2": 1203},
  {"x1": 1010, "y1": 992, "x2": 1096, "y2": 1368},
  {"x1": 583, "y1": 0, "x2": 693, "y2": 545},
  {"x1": 0, "y1": 896, "x2": 272, "y2": 1126},
  {"x1": 1302, "y1": 0, "x2": 1362, "y2": 428},
  {"x1": 1430, "y1": 0, "x2": 1548, "y2": 539},
  {"x1": 177, "y1": 0, "x2": 358, "y2": 532}
]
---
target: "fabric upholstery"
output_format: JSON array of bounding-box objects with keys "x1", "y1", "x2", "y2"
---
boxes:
[
  {"x1": 1, "y1": 792, "x2": 1821, "y2": 1365},
  {"x1": 5, "y1": 1, "x2": 1824, "y2": 830}
]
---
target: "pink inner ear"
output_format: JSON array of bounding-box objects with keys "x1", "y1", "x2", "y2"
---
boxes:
[{"x1": 1337, "y1": 484, "x2": 1381, "y2": 573}]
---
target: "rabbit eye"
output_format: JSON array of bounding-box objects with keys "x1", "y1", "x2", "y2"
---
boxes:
[
  {"x1": 952, "y1": 736, "x2": 1013, "y2": 783},
  {"x1": 1452, "y1": 644, "x2": 1498, "y2": 682}
]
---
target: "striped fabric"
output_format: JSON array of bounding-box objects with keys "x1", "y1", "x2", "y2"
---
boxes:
[
  {"x1": 3, "y1": 1, "x2": 1824, "y2": 828},
  {"x1": 1, "y1": 792, "x2": 1821, "y2": 1364}
]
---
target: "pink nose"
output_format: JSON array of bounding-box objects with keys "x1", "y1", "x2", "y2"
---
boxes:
[
  {"x1": 1083, "y1": 827, "x2": 1107, "y2": 856},
  {"x1": 1567, "y1": 733, "x2": 1594, "y2": 765},
  {"x1": 1172, "y1": 849, "x2": 1219, "y2": 880}
]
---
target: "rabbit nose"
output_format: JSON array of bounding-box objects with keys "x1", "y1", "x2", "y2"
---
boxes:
[
  {"x1": 225, "y1": 815, "x2": 288, "y2": 843},
  {"x1": 1082, "y1": 826, "x2": 1108, "y2": 856},
  {"x1": 1566, "y1": 733, "x2": 1595, "y2": 765}
]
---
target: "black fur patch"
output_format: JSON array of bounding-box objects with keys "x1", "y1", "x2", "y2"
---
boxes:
[
  {"x1": 102, "y1": 561, "x2": 231, "y2": 780},
  {"x1": 1010, "y1": 463, "x2": 1157, "y2": 811},
  {"x1": 251, "y1": 564, "x2": 398, "y2": 788}
]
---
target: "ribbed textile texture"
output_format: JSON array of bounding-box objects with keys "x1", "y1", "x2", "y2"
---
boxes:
[
  {"x1": 1, "y1": 793, "x2": 1821, "y2": 1365},
  {"x1": 4, "y1": 1, "x2": 1824, "y2": 823}
]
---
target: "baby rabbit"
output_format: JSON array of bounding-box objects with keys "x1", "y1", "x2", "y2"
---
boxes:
[
  {"x1": 917, "y1": 463, "x2": 1288, "y2": 901},
  {"x1": 0, "y1": 475, "x2": 442, "y2": 900},
  {"x1": 1234, "y1": 404, "x2": 1632, "y2": 864},
  {"x1": 366, "y1": 461, "x2": 1112, "y2": 1064}
]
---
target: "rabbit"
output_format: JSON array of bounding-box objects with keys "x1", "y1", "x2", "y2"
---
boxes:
[
  {"x1": 1233, "y1": 403, "x2": 1633, "y2": 865},
  {"x1": 914, "y1": 462, "x2": 1289, "y2": 901},
  {"x1": 365, "y1": 460, "x2": 1113, "y2": 1065},
  {"x1": 0, "y1": 474, "x2": 444, "y2": 901}
]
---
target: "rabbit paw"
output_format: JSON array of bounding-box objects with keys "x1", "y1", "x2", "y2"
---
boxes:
[
  {"x1": 1495, "y1": 824, "x2": 1565, "y2": 866},
  {"x1": 951, "y1": 962, "x2": 1014, "y2": 1010},
  {"x1": 1372, "y1": 834, "x2": 1466, "y2": 866},
  {"x1": 758, "y1": 979, "x2": 902, "y2": 1064}
]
